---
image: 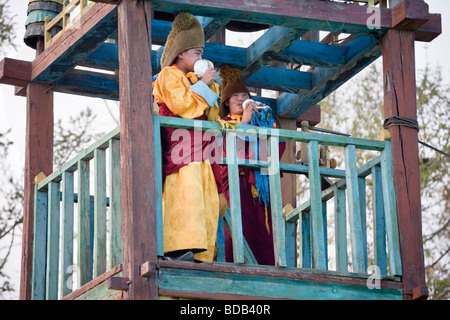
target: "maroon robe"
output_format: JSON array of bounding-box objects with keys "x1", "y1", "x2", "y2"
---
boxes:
[
  {"x1": 159, "y1": 103, "x2": 224, "y2": 193},
  {"x1": 220, "y1": 119, "x2": 286, "y2": 266}
]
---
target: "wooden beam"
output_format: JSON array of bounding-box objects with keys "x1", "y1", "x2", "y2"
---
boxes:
[
  {"x1": 392, "y1": 0, "x2": 429, "y2": 30},
  {"x1": 241, "y1": 26, "x2": 308, "y2": 79},
  {"x1": 276, "y1": 35, "x2": 381, "y2": 118},
  {"x1": 414, "y1": 13, "x2": 441, "y2": 42},
  {"x1": 118, "y1": 0, "x2": 157, "y2": 300},
  {"x1": 0, "y1": 58, "x2": 31, "y2": 87},
  {"x1": 20, "y1": 82, "x2": 54, "y2": 300},
  {"x1": 151, "y1": 0, "x2": 391, "y2": 35},
  {"x1": 278, "y1": 40, "x2": 347, "y2": 68},
  {"x1": 381, "y1": 29, "x2": 427, "y2": 300},
  {"x1": 32, "y1": 2, "x2": 118, "y2": 83}
]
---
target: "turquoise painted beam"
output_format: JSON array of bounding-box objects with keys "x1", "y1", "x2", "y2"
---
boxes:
[
  {"x1": 276, "y1": 36, "x2": 381, "y2": 118},
  {"x1": 196, "y1": 16, "x2": 229, "y2": 40},
  {"x1": 31, "y1": 187, "x2": 48, "y2": 300},
  {"x1": 244, "y1": 66, "x2": 312, "y2": 93},
  {"x1": 278, "y1": 40, "x2": 347, "y2": 68},
  {"x1": 157, "y1": 265, "x2": 403, "y2": 300},
  {"x1": 241, "y1": 26, "x2": 308, "y2": 79}
]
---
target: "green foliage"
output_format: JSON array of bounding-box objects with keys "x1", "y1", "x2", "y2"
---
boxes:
[
  {"x1": 0, "y1": 130, "x2": 23, "y2": 298},
  {"x1": 0, "y1": 0, "x2": 16, "y2": 55}
]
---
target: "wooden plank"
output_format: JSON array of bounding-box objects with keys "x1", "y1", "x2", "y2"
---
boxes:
[
  {"x1": 242, "y1": 26, "x2": 307, "y2": 79},
  {"x1": 358, "y1": 176, "x2": 368, "y2": 271},
  {"x1": 225, "y1": 131, "x2": 244, "y2": 264},
  {"x1": 32, "y1": 2, "x2": 118, "y2": 83},
  {"x1": 151, "y1": 0, "x2": 391, "y2": 34},
  {"x1": 109, "y1": 138, "x2": 122, "y2": 268},
  {"x1": 55, "y1": 69, "x2": 119, "y2": 101},
  {"x1": 322, "y1": 201, "x2": 328, "y2": 270},
  {"x1": 60, "y1": 171, "x2": 74, "y2": 297},
  {"x1": 278, "y1": 40, "x2": 347, "y2": 68},
  {"x1": 21, "y1": 82, "x2": 54, "y2": 300},
  {"x1": 276, "y1": 36, "x2": 381, "y2": 118},
  {"x1": 94, "y1": 148, "x2": 107, "y2": 277},
  {"x1": 380, "y1": 142, "x2": 402, "y2": 277},
  {"x1": 244, "y1": 66, "x2": 312, "y2": 93},
  {"x1": 77, "y1": 159, "x2": 92, "y2": 287},
  {"x1": 268, "y1": 135, "x2": 286, "y2": 267},
  {"x1": 158, "y1": 116, "x2": 386, "y2": 151},
  {"x1": 307, "y1": 140, "x2": 326, "y2": 270},
  {"x1": 382, "y1": 29, "x2": 423, "y2": 298},
  {"x1": 196, "y1": 16, "x2": 229, "y2": 40},
  {"x1": 299, "y1": 211, "x2": 311, "y2": 268},
  {"x1": 118, "y1": 0, "x2": 157, "y2": 300},
  {"x1": 37, "y1": 127, "x2": 120, "y2": 190},
  {"x1": 62, "y1": 264, "x2": 123, "y2": 300},
  {"x1": 344, "y1": 145, "x2": 365, "y2": 273},
  {"x1": 372, "y1": 165, "x2": 387, "y2": 276},
  {"x1": 46, "y1": 182, "x2": 61, "y2": 300},
  {"x1": 0, "y1": 58, "x2": 31, "y2": 87},
  {"x1": 334, "y1": 186, "x2": 348, "y2": 273},
  {"x1": 414, "y1": 13, "x2": 441, "y2": 42},
  {"x1": 152, "y1": 115, "x2": 164, "y2": 257},
  {"x1": 285, "y1": 156, "x2": 382, "y2": 223},
  {"x1": 31, "y1": 187, "x2": 48, "y2": 300},
  {"x1": 157, "y1": 263, "x2": 403, "y2": 300}
]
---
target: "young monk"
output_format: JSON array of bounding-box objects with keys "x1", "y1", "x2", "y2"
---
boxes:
[
  {"x1": 153, "y1": 11, "x2": 222, "y2": 262},
  {"x1": 218, "y1": 65, "x2": 285, "y2": 266}
]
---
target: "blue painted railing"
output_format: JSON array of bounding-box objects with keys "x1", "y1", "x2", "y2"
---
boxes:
[
  {"x1": 31, "y1": 115, "x2": 402, "y2": 299},
  {"x1": 32, "y1": 127, "x2": 121, "y2": 300}
]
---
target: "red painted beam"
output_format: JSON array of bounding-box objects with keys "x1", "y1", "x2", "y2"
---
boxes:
[
  {"x1": 118, "y1": 0, "x2": 157, "y2": 300},
  {"x1": 382, "y1": 29, "x2": 427, "y2": 300},
  {"x1": 0, "y1": 58, "x2": 31, "y2": 87},
  {"x1": 20, "y1": 82, "x2": 54, "y2": 300}
]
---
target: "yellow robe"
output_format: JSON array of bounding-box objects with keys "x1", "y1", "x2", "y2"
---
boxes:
[{"x1": 153, "y1": 65, "x2": 220, "y2": 262}]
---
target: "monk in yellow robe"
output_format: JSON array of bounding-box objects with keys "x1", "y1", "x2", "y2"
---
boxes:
[{"x1": 152, "y1": 12, "x2": 222, "y2": 262}]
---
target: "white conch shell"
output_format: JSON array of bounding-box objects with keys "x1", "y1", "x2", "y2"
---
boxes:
[
  {"x1": 242, "y1": 99, "x2": 255, "y2": 109},
  {"x1": 194, "y1": 59, "x2": 214, "y2": 77}
]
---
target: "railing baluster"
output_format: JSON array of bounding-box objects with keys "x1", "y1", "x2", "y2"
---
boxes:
[
  {"x1": 322, "y1": 200, "x2": 328, "y2": 270},
  {"x1": 268, "y1": 135, "x2": 286, "y2": 267},
  {"x1": 32, "y1": 186, "x2": 48, "y2": 300},
  {"x1": 94, "y1": 148, "x2": 107, "y2": 277},
  {"x1": 372, "y1": 165, "x2": 387, "y2": 275},
  {"x1": 334, "y1": 186, "x2": 348, "y2": 272},
  {"x1": 358, "y1": 176, "x2": 368, "y2": 272},
  {"x1": 307, "y1": 140, "x2": 326, "y2": 269},
  {"x1": 78, "y1": 159, "x2": 92, "y2": 286},
  {"x1": 153, "y1": 115, "x2": 164, "y2": 257},
  {"x1": 344, "y1": 144, "x2": 365, "y2": 273},
  {"x1": 226, "y1": 131, "x2": 244, "y2": 263},
  {"x1": 285, "y1": 220, "x2": 296, "y2": 268},
  {"x1": 299, "y1": 211, "x2": 311, "y2": 268},
  {"x1": 109, "y1": 138, "x2": 122, "y2": 268},
  {"x1": 60, "y1": 171, "x2": 74, "y2": 297},
  {"x1": 380, "y1": 141, "x2": 402, "y2": 276},
  {"x1": 46, "y1": 181, "x2": 60, "y2": 300}
]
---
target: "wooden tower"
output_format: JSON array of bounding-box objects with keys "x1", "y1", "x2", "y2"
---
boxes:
[{"x1": 0, "y1": 0, "x2": 442, "y2": 300}]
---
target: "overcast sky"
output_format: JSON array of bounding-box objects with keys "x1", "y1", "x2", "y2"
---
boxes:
[{"x1": 0, "y1": 0, "x2": 448, "y2": 299}]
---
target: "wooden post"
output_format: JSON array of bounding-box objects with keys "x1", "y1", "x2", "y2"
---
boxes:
[
  {"x1": 20, "y1": 81, "x2": 54, "y2": 300},
  {"x1": 381, "y1": 29, "x2": 427, "y2": 300},
  {"x1": 118, "y1": 0, "x2": 157, "y2": 300}
]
